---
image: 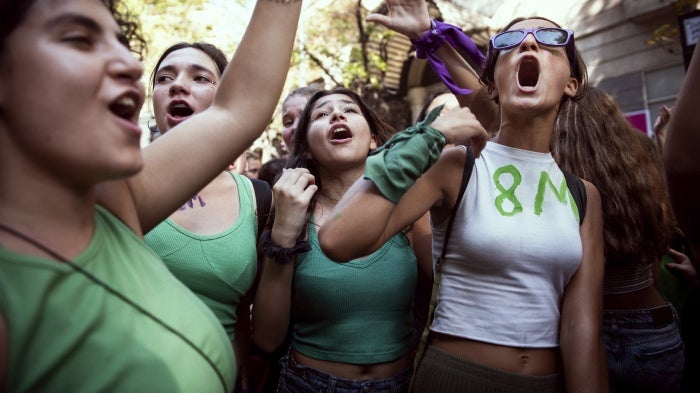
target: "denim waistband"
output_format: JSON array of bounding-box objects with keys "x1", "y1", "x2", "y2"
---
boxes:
[
  {"x1": 283, "y1": 350, "x2": 412, "y2": 392},
  {"x1": 603, "y1": 303, "x2": 678, "y2": 329}
]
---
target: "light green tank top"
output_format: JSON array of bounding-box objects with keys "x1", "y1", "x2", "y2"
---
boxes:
[
  {"x1": 145, "y1": 173, "x2": 258, "y2": 341},
  {"x1": 145, "y1": 172, "x2": 258, "y2": 341},
  {"x1": 0, "y1": 205, "x2": 235, "y2": 393}
]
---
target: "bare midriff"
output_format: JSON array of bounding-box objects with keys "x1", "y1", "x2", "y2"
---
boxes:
[
  {"x1": 292, "y1": 349, "x2": 413, "y2": 380},
  {"x1": 604, "y1": 285, "x2": 666, "y2": 310},
  {"x1": 430, "y1": 332, "x2": 563, "y2": 376}
]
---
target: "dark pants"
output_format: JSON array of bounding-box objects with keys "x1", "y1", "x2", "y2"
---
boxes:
[
  {"x1": 277, "y1": 351, "x2": 411, "y2": 393},
  {"x1": 412, "y1": 346, "x2": 563, "y2": 393}
]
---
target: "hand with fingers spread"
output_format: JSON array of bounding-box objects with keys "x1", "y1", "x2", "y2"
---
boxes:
[
  {"x1": 366, "y1": 0, "x2": 431, "y2": 39},
  {"x1": 270, "y1": 168, "x2": 317, "y2": 247},
  {"x1": 431, "y1": 106, "x2": 489, "y2": 157}
]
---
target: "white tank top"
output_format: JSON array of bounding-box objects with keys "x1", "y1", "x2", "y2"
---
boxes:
[{"x1": 431, "y1": 142, "x2": 582, "y2": 348}]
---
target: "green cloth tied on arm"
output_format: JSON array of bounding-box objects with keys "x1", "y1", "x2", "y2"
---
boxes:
[{"x1": 364, "y1": 105, "x2": 447, "y2": 204}]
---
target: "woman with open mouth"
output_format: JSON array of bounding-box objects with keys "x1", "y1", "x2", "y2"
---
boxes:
[
  {"x1": 0, "y1": 0, "x2": 301, "y2": 391},
  {"x1": 144, "y1": 41, "x2": 273, "y2": 393},
  {"x1": 252, "y1": 86, "x2": 482, "y2": 393},
  {"x1": 318, "y1": 1, "x2": 607, "y2": 393}
]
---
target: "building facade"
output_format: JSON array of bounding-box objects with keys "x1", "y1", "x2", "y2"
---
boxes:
[{"x1": 385, "y1": 0, "x2": 694, "y2": 133}]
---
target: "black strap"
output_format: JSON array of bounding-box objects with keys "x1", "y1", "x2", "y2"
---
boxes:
[
  {"x1": 408, "y1": 146, "x2": 475, "y2": 392},
  {"x1": 250, "y1": 178, "x2": 272, "y2": 239},
  {"x1": 563, "y1": 170, "x2": 587, "y2": 225},
  {"x1": 437, "y1": 146, "x2": 475, "y2": 271}
]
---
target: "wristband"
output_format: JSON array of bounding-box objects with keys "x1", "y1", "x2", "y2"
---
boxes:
[
  {"x1": 259, "y1": 230, "x2": 310, "y2": 265},
  {"x1": 410, "y1": 20, "x2": 486, "y2": 96},
  {"x1": 364, "y1": 105, "x2": 447, "y2": 204}
]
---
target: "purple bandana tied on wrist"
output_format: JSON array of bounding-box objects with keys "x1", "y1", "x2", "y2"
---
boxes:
[{"x1": 410, "y1": 20, "x2": 486, "y2": 96}]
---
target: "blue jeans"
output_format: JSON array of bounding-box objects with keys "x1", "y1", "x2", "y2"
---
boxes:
[
  {"x1": 603, "y1": 303, "x2": 684, "y2": 393},
  {"x1": 277, "y1": 351, "x2": 411, "y2": 393}
]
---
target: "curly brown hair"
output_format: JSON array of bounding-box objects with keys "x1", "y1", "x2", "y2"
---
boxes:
[
  {"x1": 0, "y1": 0, "x2": 146, "y2": 60},
  {"x1": 552, "y1": 86, "x2": 675, "y2": 266}
]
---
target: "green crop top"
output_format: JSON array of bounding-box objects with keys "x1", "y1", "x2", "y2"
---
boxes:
[
  {"x1": 0, "y1": 205, "x2": 235, "y2": 393},
  {"x1": 145, "y1": 172, "x2": 258, "y2": 341},
  {"x1": 292, "y1": 222, "x2": 417, "y2": 364}
]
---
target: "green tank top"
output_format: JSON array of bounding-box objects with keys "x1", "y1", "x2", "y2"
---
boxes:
[
  {"x1": 0, "y1": 205, "x2": 235, "y2": 393},
  {"x1": 292, "y1": 222, "x2": 417, "y2": 364},
  {"x1": 145, "y1": 172, "x2": 258, "y2": 341}
]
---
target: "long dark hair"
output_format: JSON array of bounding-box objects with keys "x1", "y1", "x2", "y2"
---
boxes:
[
  {"x1": 553, "y1": 86, "x2": 674, "y2": 266},
  {"x1": 269, "y1": 87, "x2": 396, "y2": 234},
  {"x1": 479, "y1": 16, "x2": 588, "y2": 104},
  {"x1": 1, "y1": 0, "x2": 146, "y2": 59},
  {"x1": 287, "y1": 86, "x2": 396, "y2": 181}
]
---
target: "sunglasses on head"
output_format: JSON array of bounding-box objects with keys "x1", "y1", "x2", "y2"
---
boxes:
[{"x1": 490, "y1": 27, "x2": 574, "y2": 51}]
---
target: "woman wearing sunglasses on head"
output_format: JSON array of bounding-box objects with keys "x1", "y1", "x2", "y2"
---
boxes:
[{"x1": 318, "y1": 1, "x2": 607, "y2": 392}]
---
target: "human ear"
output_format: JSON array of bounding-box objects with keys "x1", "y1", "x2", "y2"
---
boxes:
[
  {"x1": 369, "y1": 134, "x2": 377, "y2": 150},
  {"x1": 564, "y1": 76, "x2": 579, "y2": 98},
  {"x1": 487, "y1": 84, "x2": 499, "y2": 103}
]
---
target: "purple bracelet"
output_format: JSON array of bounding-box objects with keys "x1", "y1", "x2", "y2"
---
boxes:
[{"x1": 410, "y1": 20, "x2": 486, "y2": 95}]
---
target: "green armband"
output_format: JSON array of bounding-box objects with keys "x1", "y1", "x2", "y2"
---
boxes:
[{"x1": 364, "y1": 105, "x2": 447, "y2": 203}]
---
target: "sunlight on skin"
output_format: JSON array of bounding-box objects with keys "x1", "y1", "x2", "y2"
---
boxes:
[{"x1": 543, "y1": 47, "x2": 563, "y2": 56}]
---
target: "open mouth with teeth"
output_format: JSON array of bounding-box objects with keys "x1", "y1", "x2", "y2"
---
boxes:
[
  {"x1": 169, "y1": 102, "x2": 194, "y2": 119},
  {"x1": 517, "y1": 58, "x2": 540, "y2": 88},
  {"x1": 329, "y1": 126, "x2": 352, "y2": 141},
  {"x1": 109, "y1": 95, "x2": 138, "y2": 121}
]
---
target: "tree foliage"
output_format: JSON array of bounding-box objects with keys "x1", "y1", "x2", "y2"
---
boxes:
[
  {"x1": 125, "y1": 0, "x2": 246, "y2": 87},
  {"x1": 287, "y1": 0, "x2": 410, "y2": 142},
  {"x1": 126, "y1": 0, "x2": 407, "y2": 155},
  {"x1": 294, "y1": 0, "x2": 390, "y2": 91}
]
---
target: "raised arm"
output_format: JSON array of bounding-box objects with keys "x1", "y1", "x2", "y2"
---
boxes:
[
  {"x1": 560, "y1": 181, "x2": 608, "y2": 393},
  {"x1": 319, "y1": 106, "x2": 488, "y2": 261},
  {"x1": 367, "y1": 0, "x2": 498, "y2": 130},
  {"x1": 664, "y1": 47, "x2": 700, "y2": 254},
  {"x1": 437, "y1": 45, "x2": 499, "y2": 131},
  {"x1": 318, "y1": 170, "x2": 439, "y2": 262},
  {"x1": 98, "y1": 0, "x2": 302, "y2": 233}
]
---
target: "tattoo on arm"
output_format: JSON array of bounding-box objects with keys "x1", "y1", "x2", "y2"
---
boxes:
[{"x1": 178, "y1": 195, "x2": 206, "y2": 210}]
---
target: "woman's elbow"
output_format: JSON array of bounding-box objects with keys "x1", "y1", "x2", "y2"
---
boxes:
[
  {"x1": 317, "y1": 226, "x2": 354, "y2": 262},
  {"x1": 252, "y1": 330, "x2": 285, "y2": 354}
]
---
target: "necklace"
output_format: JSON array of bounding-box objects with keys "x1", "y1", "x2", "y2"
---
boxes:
[
  {"x1": 0, "y1": 222, "x2": 69, "y2": 262},
  {"x1": 0, "y1": 221, "x2": 229, "y2": 387}
]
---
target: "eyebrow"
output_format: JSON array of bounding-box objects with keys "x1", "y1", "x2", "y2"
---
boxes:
[
  {"x1": 156, "y1": 63, "x2": 218, "y2": 76},
  {"x1": 46, "y1": 13, "x2": 102, "y2": 32},
  {"x1": 45, "y1": 13, "x2": 129, "y2": 47},
  {"x1": 315, "y1": 97, "x2": 357, "y2": 109}
]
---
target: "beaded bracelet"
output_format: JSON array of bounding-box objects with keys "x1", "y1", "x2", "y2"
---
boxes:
[
  {"x1": 410, "y1": 20, "x2": 486, "y2": 96},
  {"x1": 259, "y1": 230, "x2": 310, "y2": 265}
]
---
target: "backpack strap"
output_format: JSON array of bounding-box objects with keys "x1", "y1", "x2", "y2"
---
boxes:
[
  {"x1": 436, "y1": 146, "x2": 475, "y2": 271},
  {"x1": 563, "y1": 170, "x2": 587, "y2": 225},
  {"x1": 409, "y1": 146, "x2": 474, "y2": 392},
  {"x1": 250, "y1": 178, "x2": 273, "y2": 239}
]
